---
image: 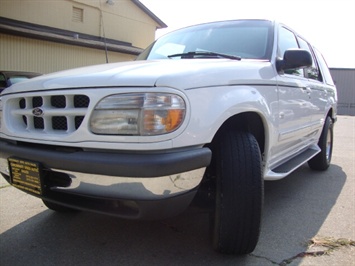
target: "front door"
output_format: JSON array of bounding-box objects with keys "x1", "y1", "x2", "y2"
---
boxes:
[{"x1": 271, "y1": 26, "x2": 315, "y2": 166}]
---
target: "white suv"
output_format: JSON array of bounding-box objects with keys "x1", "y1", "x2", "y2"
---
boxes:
[{"x1": 0, "y1": 19, "x2": 337, "y2": 255}]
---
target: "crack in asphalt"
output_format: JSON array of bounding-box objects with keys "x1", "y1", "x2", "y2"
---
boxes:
[
  {"x1": 249, "y1": 254, "x2": 279, "y2": 265},
  {"x1": 252, "y1": 238, "x2": 355, "y2": 266},
  {"x1": 250, "y1": 251, "x2": 327, "y2": 266},
  {"x1": 278, "y1": 251, "x2": 325, "y2": 266}
]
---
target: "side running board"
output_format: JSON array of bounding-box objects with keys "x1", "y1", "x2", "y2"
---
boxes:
[{"x1": 265, "y1": 146, "x2": 320, "y2": 180}]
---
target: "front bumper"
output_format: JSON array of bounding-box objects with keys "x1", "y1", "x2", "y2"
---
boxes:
[{"x1": 0, "y1": 138, "x2": 211, "y2": 219}]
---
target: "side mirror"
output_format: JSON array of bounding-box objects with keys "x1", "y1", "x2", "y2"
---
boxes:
[{"x1": 276, "y1": 49, "x2": 312, "y2": 72}]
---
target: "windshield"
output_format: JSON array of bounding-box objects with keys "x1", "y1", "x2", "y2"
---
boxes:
[{"x1": 137, "y1": 20, "x2": 274, "y2": 61}]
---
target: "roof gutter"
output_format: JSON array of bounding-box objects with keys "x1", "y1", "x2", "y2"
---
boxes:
[{"x1": 0, "y1": 17, "x2": 143, "y2": 55}]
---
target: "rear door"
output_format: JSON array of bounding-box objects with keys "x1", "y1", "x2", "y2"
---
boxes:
[{"x1": 296, "y1": 37, "x2": 329, "y2": 139}]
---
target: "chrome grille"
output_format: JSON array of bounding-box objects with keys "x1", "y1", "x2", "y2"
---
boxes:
[{"x1": 10, "y1": 94, "x2": 90, "y2": 133}]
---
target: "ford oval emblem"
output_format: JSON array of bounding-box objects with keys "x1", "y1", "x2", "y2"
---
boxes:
[{"x1": 32, "y1": 107, "x2": 44, "y2": 117}]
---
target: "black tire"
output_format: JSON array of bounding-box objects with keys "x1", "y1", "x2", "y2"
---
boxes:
[
  {"x1": 42, "y1": 199, "x2": 78, "y2": 212},
  {"x1": 212, "y1": 130, "x2": 263, "y2": 255},
  {"x1": 308, "y1": 116, "x2": 333, "y2": 171}
]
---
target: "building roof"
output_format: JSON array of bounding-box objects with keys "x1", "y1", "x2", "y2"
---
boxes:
[
  {"x1": 0, "y1": 0, "x2": 167, "y2": 54},
  {"x1": 132, "y1": 0, "x2": 167, "y2": 29}
]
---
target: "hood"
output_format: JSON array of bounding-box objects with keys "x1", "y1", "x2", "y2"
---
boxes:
[{"x1": 2, "y1": 60, "x2": 274, "y2": 94}]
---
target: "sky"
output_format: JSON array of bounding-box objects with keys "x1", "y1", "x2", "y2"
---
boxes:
[{"x1": 140, "y1": 0, "x2": 355, "y2": 68}]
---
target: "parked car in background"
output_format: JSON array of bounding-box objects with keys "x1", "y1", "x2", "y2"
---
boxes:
[
  {"x1": 0, "y1": 71, "x2": 41, "y2": 92},
  {"x1": 0, "y1": 19, "x2": 337, "y2": 255}
]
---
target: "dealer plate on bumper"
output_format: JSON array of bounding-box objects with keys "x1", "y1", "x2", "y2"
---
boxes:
[{"x1": 8, "y1": 158, "x2": 43, "y2": 195}]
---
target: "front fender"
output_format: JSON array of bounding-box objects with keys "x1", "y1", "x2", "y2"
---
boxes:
[{"x1": 172, "y1": 85, "x2": 278, "y2": 148}]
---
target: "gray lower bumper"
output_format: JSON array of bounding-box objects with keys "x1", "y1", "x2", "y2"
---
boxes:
[
  {"x1": 0, "y1": 139, "x2": 211, "y2": 177},
  {"x1": 0, "y1": 139, "x2": 211, "y2": 219}
]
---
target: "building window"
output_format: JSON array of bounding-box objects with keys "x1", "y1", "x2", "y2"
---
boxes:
[{"x1": 72, "y1": 7, "x2": 83, "y2": 22}]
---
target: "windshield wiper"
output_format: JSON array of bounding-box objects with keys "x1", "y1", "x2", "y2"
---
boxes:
[{"x1": 168, "y1": 51, "x2": 241, "y2": 60}]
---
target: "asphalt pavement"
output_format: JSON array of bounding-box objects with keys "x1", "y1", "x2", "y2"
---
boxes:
[{"x1": 1, "y1": 116, "x2": 354, "y2": 266}]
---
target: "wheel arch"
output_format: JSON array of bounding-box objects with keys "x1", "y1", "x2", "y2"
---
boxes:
[
  {"x1": 210, "y1": 112, "x2": 266, "y2": 155},
  {"x1": 327, "y1": 107, "x2": 336, "y2": 123}
]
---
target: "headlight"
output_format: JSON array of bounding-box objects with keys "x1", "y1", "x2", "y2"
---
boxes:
[{"x1": 90, "y1": 93, "x2": 186, "y2": 135}]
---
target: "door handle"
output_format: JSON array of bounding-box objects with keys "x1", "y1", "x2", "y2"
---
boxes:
[{"x1": 302, "y1": 87, "x2": 312, "y2": 94}]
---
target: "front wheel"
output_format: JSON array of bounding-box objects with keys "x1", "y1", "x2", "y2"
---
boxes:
[
  {"x1": 212, "y1": 130, "x2": 263, "y2": 255},
  {"x1": 308, "y1": 116, "x2": 333, "y2": 171}
]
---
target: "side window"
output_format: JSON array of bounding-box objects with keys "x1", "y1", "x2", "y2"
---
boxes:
[
  {"x1": 297, "y1": 37, "x2": 320, "y2": 81},
  {"x1": 314, "y1": 48, "x2": 335, "y2": 86},
  {"x1": 278, "y1": 27, "x2": 303, "y2": 76}
]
